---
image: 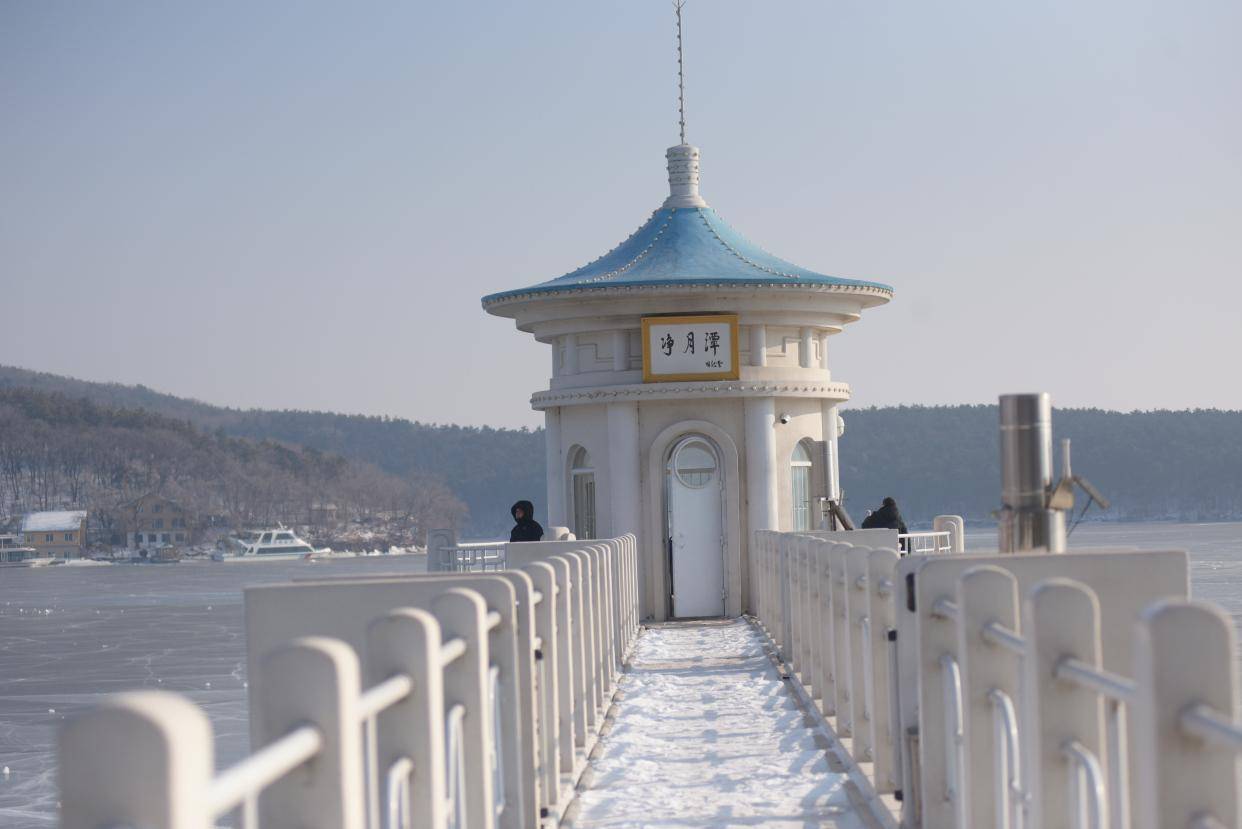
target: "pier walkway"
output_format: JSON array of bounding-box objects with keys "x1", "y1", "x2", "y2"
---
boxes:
[{"x1": 568, "y1": 620, "x2": 871, "y2": 829}]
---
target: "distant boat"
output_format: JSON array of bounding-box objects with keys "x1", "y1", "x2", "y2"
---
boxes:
[{"x1": 212, "y1": 528, "x2": 329, "y2": 562}]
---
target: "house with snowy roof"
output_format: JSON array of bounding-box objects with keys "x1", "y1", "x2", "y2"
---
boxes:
[{"x1": 21, "y1": 510, "x2": 88, "y2": 558}]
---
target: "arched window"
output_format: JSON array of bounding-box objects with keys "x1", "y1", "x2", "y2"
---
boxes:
[
  {"x1": 669, "y1": 438, "x2": 718, "y2": 488},
  {"x1": 570, "y1": 446, "x2": 596, "y2": 540},
  {"x1": 791, "y1": 441, "x2": 813, "y2": 532}
]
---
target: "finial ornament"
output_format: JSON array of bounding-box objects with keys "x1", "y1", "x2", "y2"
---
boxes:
[
  {"x1": 664, "y1": 1, "x2": 707, "y2": 208},
  {"x1": 675, "y1": 0, "x2": 687, "y2": 145}
]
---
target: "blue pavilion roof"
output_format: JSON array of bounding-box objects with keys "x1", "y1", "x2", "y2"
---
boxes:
[{"x1": 481, "y1": 145, "x2": 893, "y2": 307}]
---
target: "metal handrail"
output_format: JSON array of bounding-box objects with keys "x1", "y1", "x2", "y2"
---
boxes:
[
  {"x1": 988, "y1": 688, "x2": 1023, "y2": 829},
  {"x1": 489, "y1": 665, "x2": 506, "y2": 818},
  {"x1": 385, "y1": 756, "x2": 414, "y2": 829},
  {"x1": 982, "y1": 620, "x2": 1027, "y2": 655},
  {"x1": 440, "y1": 637, "x2": 467, "y2": 667},
  {"x1": 1180, "y1": 703, "x2": 1242, "y2": 751},
  {"x1": 899, "y1": 530, "x2": 953, "y2": 553},
  {"x1": 1063, "y1": 739, "x2": 1107, "y2": 829},
  {"x1": 445, "y1": 704, "x2": 467, "y2": 829},
  {"x1": 1053, "y1": 657, "x2": 1137, "y2": 703},
  {"x1": 861, "y1": 615, "x2": 874, "y2": 723},
  {"x1": 940, "y1": 652, "x2": 966, "y2": 824},
  {"x1": 208, "y1": 725, "x2": 323, "y2": 816},
  {"x1": 359, "y1": 674, "x2": 414, "y2": 719}
]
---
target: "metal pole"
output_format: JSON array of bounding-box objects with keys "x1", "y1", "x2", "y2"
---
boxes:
[{"x1": 998, "y1": 393, "x2": 1066, "y2": 552}]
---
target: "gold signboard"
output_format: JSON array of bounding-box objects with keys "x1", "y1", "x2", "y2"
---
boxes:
[{"x1": 641, "y1": 314, "x2": 740, "y2": 382}]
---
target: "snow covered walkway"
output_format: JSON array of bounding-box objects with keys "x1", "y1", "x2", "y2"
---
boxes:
[{"x1": 567, "y1": 619, "x2": 872, "y2": 829}]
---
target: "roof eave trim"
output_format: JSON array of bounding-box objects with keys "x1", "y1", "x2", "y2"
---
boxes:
[{"x1": 481, "y1": 279, "x2": 894, "y2": 309}]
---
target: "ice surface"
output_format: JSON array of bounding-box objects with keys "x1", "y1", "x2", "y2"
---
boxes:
[
  {"x1": 2, "y1": 521, "x2": 1241, "y2": 828},
  {"x1": 569, "y1": 619, "x2": 869, "y2": 829},
  {"x1": 0, "y1": 554, "x2": 429, "y2": 829}
]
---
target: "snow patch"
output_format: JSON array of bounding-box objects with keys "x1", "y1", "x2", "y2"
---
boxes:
[
  {"x1": 571, "y1": 619, "x2": 866, "y2": 828},
  {"x1": 21, "y1": 511, "x2": 87, "y2": 533}
]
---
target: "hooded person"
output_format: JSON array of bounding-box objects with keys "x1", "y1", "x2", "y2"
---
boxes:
[
  {"x1": 861, "y1": 496, "x2": 908, "y2": 534},
  {"x1": 509, "y1": 500, "x2": 544, "y2": 542}
]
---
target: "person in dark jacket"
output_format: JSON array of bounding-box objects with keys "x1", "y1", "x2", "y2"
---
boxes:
[
  {"x1": 861, "y1": 497, "x2": 908, "y2": 533},
  {"x1": 510, "y1": 500, "x2": 544, "y2": 542}
]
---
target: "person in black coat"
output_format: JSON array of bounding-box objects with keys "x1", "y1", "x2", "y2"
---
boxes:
[
  {"x1": 861, "y1": 497, "x2": 908, "y2": 533},
  {"x1": 510, "y1": 500, "x2": 544, "y2": 542}
]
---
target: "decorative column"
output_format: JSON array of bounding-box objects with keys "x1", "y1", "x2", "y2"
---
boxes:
[
  {"x1": 744, "y1": 398, "x2": 778, "y2": 538},
  {"x1": 799, "y1": 327, "x2": 814, "y2": 369},
  {"x1": 749, "y1": 325, "x2": 767, "y2": 367},
  {"x1": 818, "y1": 331, "x2": 830, "y2": 372},
  {"x1": 606, "y1": 402, "x2": 641, "y2": 537},
  {"x1": 544, "y1": 408, "x2": 566, "y2": 527},
  {"x1": 563, "y1": 333, "x2": 579, "y2": 376},
  {"x1": 611, "y1": 330, "x2": 630, "y2": 372}
]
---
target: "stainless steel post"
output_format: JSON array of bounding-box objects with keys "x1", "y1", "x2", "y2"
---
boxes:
[{"x1": 998, "y1": 393, "x2": 1065, "y2": 552}]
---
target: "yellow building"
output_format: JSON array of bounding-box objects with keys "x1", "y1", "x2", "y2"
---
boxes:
[
  {"x1": 21, "y1": 511, "x2": 88, "y2": 558},
  {"x1": 115, "y1": 494, "x2": 195, "y2": 549}
]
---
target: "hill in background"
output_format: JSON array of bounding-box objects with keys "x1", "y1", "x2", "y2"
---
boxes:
[
  {"x1": 0, "y1": 366, "x2": 541, "y2": 537},
  {"x1": 3, "y1": 365, "x2": 1241, "y2": 533},
  {"x1": 0, "y1": 386, "x2": 467, "y2": 545}
]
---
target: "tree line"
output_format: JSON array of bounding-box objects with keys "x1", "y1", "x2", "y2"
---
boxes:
[
  {"x1": 4, "y1": 366, "x2": 1242, "y2": 533},
  {"x1": 839, "y1": 405, "x2": 1242, "y2": 525},
  {"x1": 0, "y1": 387, "x2": 467, "y2": 542}
]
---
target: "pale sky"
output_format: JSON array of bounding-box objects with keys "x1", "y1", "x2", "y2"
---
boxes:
[{"x1": 3, "y1": 1, "x2": 1239, "y2": 428}]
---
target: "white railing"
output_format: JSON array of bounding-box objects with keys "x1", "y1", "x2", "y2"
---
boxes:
[
  {"x1": 59, "y1": 534, "x2": 640, "y2": 829},
  {"x1": 898, "y1": 530, "x2": 953, "y2": 555},
  {"x1": 748, "y1": 528, "x2": 1241, "y2": 829},
  {"x1": 431, "y1": 539, "x2": 508, "y2": 572}
]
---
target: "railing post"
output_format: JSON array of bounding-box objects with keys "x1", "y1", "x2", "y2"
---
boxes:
[
  {"x1": 812, "y1": 538, "x2": 837, "y2": 717},
  {"x1": 427, "y1": 529, "x2": 457, "y2": 573},
  {"x1": 933, "y1": 515, "x2": 966, "y2": 553},
  {"x1": 494, "y1": 569, "x2": 539, "y2": 829},
  {"x1": 829, "y1": 541, "x2": 854, "y2": 738},
  {"x1": 522, "y1": 561, "x2": 562, "y2": 809},
  {"x1": 366, "y1": 609, "x2": 447, "y2": 829},
  {"x1": 432, "y1": 587, "x2": 496, "y2": 829},
  {"x1": 866, "y1": 547, "x2": 901, "y2": 793},
  {"x1": 59, "y1": 691, "x2": 214, "y2": 829},
  {"x1": 585, "y1": 545, "x2": 610, "y2": 707},
  {"x1": 778, "y1": 533, "x2": 793, "y2": 664},
  {"x1": 788, "y1": 536, "x2": 804, "y2": 676},
  {"x1": 255, "y1": 636, "x2": 367, "y2": 829},
  {"x1": 956, "y1": 565, "x2": 1022, "y2": 829},
  {"x1": 563, "y1": 549, "x2": 600, "y2": 731},
  {"x1": 1023, "y1": 579, "x2": 1105, "y2": 829},
  {"x1": 546, "y1": 555, "x2": 581, "y2": 766},
  {"x1": 846, "y1": 544, "x2": 873, "y2": 762},
  {"x1": 1132, "y1": 600, "x2": 1240, "y2": 829}
]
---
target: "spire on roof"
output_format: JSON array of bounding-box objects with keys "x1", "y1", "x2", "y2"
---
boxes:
[
  {"x1": 664, "y1": 2, "x2": 707, "y2": 209},
  {"x1": 675, "y1": 0, "x2": 687, "y2": 145}
]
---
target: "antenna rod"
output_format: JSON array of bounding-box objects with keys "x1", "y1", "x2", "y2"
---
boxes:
[{"x1": 675, "y1": 0, "x2": 687, "y2": 144}]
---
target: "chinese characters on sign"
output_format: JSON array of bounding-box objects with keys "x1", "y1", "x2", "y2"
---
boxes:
[{"x1": 642, "y1": 314, "x2": 739, "y2": 382}]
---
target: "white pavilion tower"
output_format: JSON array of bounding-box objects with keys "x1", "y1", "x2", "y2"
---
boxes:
[{"x1": 483, "y1": 142, "x2": 892, "y2": 621}]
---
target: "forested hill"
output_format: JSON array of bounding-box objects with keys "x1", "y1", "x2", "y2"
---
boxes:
[
  {"x1": 840, "y1": 406, "x2": 1242, "y2": 524},
  {"x1": 0, "y1": 387, "x2": 467, "y2": 536},
  {"x1": 0, "y1": 366, "x2": 544, "y2": 536},
  {"x1": 4, "y1": 365, "x2": 1241, "y2": 530}
]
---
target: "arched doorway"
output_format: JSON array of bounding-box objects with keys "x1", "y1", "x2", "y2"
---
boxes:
[
  {"x1": 665, "y1": 435, "x2": 725, "y2": 618},
  {"x1": 569, "y1": 446, "x2": 596, "y2": 540},
  {"x1": 791, "y1": 440, "x2": 814, "y2": 531}
]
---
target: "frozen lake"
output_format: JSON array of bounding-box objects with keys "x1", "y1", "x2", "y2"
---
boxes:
[
  {"x1": 0, "y1": 554, "x2": 431, "y2": 828},
  {"x1": 3, "y1": 521, "x2": 1241, "y2": 827}
]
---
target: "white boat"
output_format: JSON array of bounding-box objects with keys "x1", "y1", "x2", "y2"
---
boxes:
[{"x1": 212, "y1": 528, "x2": 329, "y2": 562}]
